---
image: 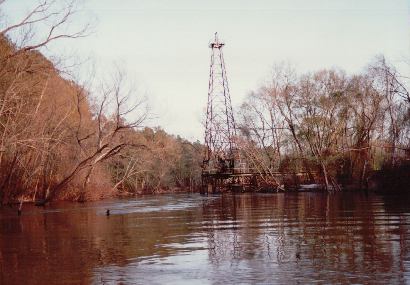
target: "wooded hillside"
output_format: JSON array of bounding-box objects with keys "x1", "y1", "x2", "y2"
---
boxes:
[{"x1": 0, "y1": 34, "x2": 203, "y2": 204}]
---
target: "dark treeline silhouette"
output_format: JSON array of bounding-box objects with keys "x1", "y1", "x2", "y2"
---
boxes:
[{"x1": 237, "y1": 61, "x2": 410, "y2": 191}]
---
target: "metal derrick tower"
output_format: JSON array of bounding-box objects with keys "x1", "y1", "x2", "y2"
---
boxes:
[
  {"x1": 200, "y1": 34, "x2": 314, "y2": 194},
  {"x1": 204, "y1": 32, "x2": 237, "y2": 169},
  {"x1": 201, "y1": 33, "x2": 246, "y2": 194}
]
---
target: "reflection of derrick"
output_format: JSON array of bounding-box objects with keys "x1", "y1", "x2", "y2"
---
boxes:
[{"x1": 201, "y1": 33, "x2": 255, "y2": 194}]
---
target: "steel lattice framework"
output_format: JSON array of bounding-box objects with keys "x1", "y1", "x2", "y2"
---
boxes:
[{"x1": 204, "y1": 33, "x2": 236, "y2": 165}]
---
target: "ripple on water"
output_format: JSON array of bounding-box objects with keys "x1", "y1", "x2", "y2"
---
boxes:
[{"x1": 1, "y1": 192, "x2": 410, "y2": 285}]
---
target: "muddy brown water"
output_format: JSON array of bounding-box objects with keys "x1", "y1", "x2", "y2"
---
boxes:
[{"x1": 1, "y1": 192, "x2": 410, "y2": 284}]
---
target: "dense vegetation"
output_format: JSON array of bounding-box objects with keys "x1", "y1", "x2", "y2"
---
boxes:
[
  {"x1": 0, "y1": 34, "x2": 203, "y2": 204},
  {"x1": 0, "y1": 1, "x2": 203, "y2": 204},
  {"x1": 238, "y1": 61, "x2": 410, "y2": 191},
  {"x1": 0, "y1": 1, "x2": 408, "y2": 205}
]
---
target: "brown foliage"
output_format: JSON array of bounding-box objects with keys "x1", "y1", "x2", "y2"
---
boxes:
[{"x1": 238, "y1": 59, "x2": 410, "y2": 191}]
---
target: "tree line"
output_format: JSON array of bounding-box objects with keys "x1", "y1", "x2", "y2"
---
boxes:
[
  {"x1": 1, "y1": 1, "x2": 409, "y2": 205},
  {"x1": 237, "y1": 60, "x2": 409, "y2": 191},
  {"x1": 0, "y1": 0, "x2": 203, "y2": 204}
]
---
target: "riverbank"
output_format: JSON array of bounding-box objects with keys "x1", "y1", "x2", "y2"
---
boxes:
[{"x1": 3, "y1": 162, "x2": 408, "y2": 208}]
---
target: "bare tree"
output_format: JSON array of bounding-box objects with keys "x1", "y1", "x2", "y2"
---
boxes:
[
  {"x1": 0, "y1": 0, "x2": 89, "y2": 61},
  {"x1": 238, "y1": 58, "x2": 409, "y2": 191},
  {"x1": 41, "y1": 69, "x2": 147, "y2": 203}
]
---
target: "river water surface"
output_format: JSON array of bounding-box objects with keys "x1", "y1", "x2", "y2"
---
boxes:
[{"x1": 1, "y1": 192, "x2": 410, "y2": 284}]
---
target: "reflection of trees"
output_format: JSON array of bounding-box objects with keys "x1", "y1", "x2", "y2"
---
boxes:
[
  {"x1": 1, "y1": 194, "x2": 409, "y2": 284},
  {"x1": 201, "y1": 193, "x2": 409, "y2": 283},
  {"x1": 0, "y1": 201, "x2": 199, "y2": 285}
]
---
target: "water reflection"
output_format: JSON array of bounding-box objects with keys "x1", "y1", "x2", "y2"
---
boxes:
[{"x1": 1, "y1": 193, "x2": 410, "y2": 284}]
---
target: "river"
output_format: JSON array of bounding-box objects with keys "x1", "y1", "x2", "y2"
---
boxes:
[{"x1": 1, "y1": 192, "x2": 410, "y2": 284}]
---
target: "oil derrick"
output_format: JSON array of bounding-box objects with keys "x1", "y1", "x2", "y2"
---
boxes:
[
  {"x1": 201, "y1": 33, "x2": 240, "y2": 194},
  {"x1": 205, "y1": 33, "x2": 236, "y2": 165}
]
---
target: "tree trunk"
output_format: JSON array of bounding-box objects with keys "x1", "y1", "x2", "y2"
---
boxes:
[{"x1": 321, "y1": 163, "x2": 330, "y2": 191}]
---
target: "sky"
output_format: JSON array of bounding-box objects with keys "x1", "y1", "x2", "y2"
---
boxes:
[{"x1": 2, "y1": 0, "x2": 410, "y2": 142}]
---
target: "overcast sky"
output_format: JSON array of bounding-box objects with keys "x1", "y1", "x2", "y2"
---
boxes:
[{"x1": 3, "y1": 0, "x2": 410, "y2": 142}]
